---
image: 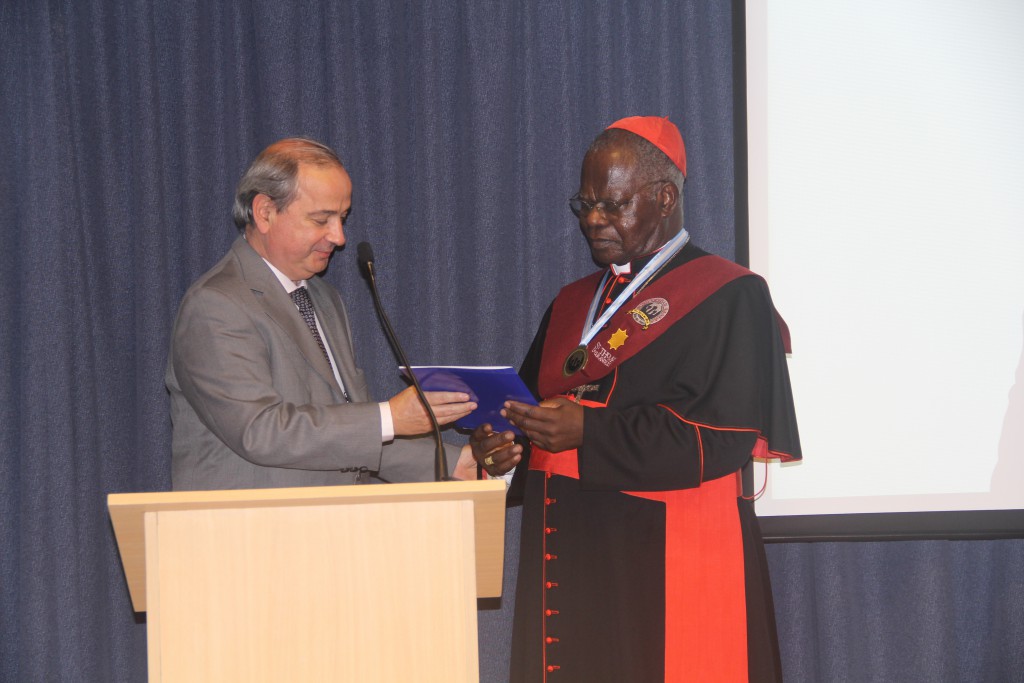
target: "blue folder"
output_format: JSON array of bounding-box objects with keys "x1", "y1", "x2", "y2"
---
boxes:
[{"x1": 403, "y1": 366, "x2": 538, "y2": 435}]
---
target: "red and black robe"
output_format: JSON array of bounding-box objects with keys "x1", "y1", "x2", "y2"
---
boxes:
[{"x1": 508, "y1": 242, "x2": 801, "y2": 682}]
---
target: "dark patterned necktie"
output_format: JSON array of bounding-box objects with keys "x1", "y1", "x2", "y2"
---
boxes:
[
  {"x1": 289, "y1": 286, "x2": 351, "y2": 402},
  {"x1": 290, "y1": 286, "x2": 333, "y2": 369}
]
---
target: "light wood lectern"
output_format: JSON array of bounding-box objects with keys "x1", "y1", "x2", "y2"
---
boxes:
[{"x1": 108, "y1": 480, "x2": 506, "y2": 682}]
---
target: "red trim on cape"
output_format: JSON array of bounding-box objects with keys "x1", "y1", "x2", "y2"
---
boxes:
[{"x1": 658, "y1": 403, "x2": 801, "y2": 464}]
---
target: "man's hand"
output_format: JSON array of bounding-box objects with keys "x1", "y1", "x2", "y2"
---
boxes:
[
  {"x1": 470, "y1": 424, "x2": 522, "y2": 477},
  {"x1": 503, "y1": 398, "x2": 584, "y2": 452},
  {"x1": 389, "y1": 386, "x2": 476, "y2": 436},
  {"x1": 451, "y1": 444, "x2": 479, "y2": 480}
]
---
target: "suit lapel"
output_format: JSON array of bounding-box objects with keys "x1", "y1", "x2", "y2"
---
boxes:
[
  {"x1": 231, "y1": 238, "x2": 343, "y2": 394},
  {"x1": 307, "y1": 278, "x2": 367, "y2": 402}
]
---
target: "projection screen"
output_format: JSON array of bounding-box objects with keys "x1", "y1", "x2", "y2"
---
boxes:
[{"x1": 739, "y1": 0, "x2": 1024, "y2": 539}]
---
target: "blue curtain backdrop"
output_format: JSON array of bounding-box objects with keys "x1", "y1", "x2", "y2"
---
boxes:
[{"x1": 1, "y1": 1, "x2": 1021, "y2": 681}]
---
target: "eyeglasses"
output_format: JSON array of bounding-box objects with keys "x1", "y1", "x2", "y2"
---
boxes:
[{"x1": 569, "y1": 180, "x2": 669, "y2": 218}]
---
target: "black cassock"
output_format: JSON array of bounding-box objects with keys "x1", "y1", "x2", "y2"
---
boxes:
[{"x1": 508, "y1": 242, "x2": 801, "y2": 683}]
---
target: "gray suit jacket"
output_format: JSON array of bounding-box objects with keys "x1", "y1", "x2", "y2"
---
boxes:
[{"x1": 167, "y1": 236, "x2": 457, "y2": 490}]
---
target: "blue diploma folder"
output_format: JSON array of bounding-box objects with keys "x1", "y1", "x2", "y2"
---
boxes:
[{"x1": 403, "y1": 366, "x2": 538, "y2": 435}]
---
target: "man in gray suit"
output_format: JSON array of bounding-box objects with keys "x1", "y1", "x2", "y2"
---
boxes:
[{"x1": 167, "y1": 138, "x2": 476, "y2": 490}]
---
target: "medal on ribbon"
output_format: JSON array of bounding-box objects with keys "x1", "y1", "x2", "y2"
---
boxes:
[{"x1": 563, "y1": 345, "x2": 588, "y2": 376}]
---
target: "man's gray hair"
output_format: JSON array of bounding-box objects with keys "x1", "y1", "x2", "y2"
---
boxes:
[
  {"x1": 586, "y1": 128, "x2": 685, "y2": 193},
  {"x1": 232, "y1": 138, "x2": 344, "y2": 231}
]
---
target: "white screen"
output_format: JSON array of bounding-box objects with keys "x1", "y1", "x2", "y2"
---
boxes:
[{"x1": 746, "y1": 1, "x2": 1024, "y2": 516}]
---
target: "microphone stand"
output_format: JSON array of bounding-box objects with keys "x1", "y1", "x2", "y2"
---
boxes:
[{"x1": 358, "y1": 243, "x2": 450, "y2": 482}]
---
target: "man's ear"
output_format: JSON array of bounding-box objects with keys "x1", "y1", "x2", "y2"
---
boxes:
[
  {"x1": 657, "y1": 181, "x2": 679, "y2": 217},
  {"x1": 251, "y1": 194, "x2": 274, "y2": 234}
]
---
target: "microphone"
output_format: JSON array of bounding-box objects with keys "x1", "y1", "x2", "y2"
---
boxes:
[{"x1": 357, "y1": 241, "x2": 450, "y2": 482}]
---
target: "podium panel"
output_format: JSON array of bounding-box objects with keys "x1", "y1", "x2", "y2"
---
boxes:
[{"x1": 147, "y1": 501, "x2": 476, "y2": 682}]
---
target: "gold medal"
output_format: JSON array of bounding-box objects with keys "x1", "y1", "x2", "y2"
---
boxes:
[{"x1": 563, "y1": 345, "x2": 588, "y2": 376}]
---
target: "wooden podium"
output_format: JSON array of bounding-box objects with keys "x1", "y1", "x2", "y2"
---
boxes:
[{"x1": 108, "y1": 480, "x2": 506, "y2": 682}]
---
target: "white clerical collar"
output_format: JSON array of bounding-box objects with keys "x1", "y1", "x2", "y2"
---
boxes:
[
  {"x1": 609, "y1": 235, "x2": 682, "y2": 277},
  {"x1": 610, "y1": 261, "x2": 632, "y2": 276}
]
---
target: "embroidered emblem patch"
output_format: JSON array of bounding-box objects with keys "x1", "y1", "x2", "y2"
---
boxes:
[
  {"x1": 629, "y1": 297, "x2": 670, "y2": 330},
  {"x1": 607, "y1": 328, "x2": 629, "y2": 350}
]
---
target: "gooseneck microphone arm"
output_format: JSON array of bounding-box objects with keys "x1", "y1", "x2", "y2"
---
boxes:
[{"x1": 357, "y1": 241, "x2": 449, "y2": 482}]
